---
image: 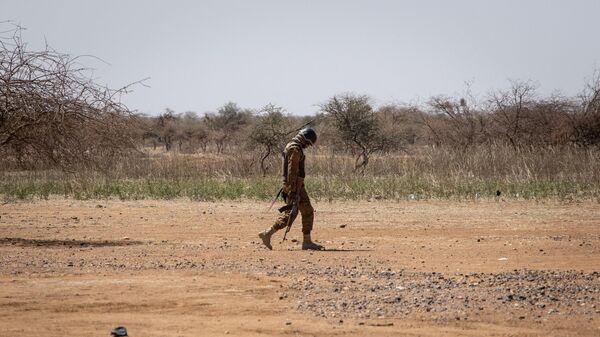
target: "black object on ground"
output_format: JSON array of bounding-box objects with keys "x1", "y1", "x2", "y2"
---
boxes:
[{"x1": 111, "y1": 326, "x2": 128, "y2": 336}]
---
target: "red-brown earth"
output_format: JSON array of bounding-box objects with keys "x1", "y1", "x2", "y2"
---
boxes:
[{"x1": 1, "y1": 198, "x2": 599, "y2": 336}]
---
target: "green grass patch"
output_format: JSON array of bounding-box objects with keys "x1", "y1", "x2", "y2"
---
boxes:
[{"x1": 1, "y1": 175, "x2": 599, "y2": 201}]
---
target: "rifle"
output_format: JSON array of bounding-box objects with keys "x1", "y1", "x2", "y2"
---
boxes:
[
  {"x1": 267, "y1": 188, "x2": 283, "y2": 212},
  {"x1": 285, "y1": 119, "x2": 316, "y2": 135},
  {"x1": 282, "y1": 193, "x2": 300, "y2": 241}
]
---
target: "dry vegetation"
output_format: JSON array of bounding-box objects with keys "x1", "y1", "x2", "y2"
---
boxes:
[
  {"x1": 1, "y1": 24, "x2": 600, "y2": 201},
  {"x1": 0, "y1": 25, "x2": 140, "y2": 172}
]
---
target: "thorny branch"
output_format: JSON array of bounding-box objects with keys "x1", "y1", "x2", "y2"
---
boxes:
[{"x1": 0, "y1": 23, "x2": 145, "y2": 171}]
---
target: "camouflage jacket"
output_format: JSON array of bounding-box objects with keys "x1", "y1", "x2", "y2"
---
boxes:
[{"x1": 281, "y1": 140, "x2": 305, "y2": 194}]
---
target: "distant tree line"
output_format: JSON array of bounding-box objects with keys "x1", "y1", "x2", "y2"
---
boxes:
[{"x1": 139, "y1": 75, "x2": 600, "y2": 173}]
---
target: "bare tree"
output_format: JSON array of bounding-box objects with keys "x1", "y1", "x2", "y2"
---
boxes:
[
  {"x1": 571, "y1": 70, "x2": 600, "y2": 147},
  {"x1": 0, "y1": 24, "x2": 140, "y2": 171},
  {"x1": 424, "y1": 94, "x2": 488, "y2": 149},
  {"x1": 488, "y1": 80, "x2": 538, "y2": 148},
  {"x1": 525, "y1": 95, "x2": 574, "y2": 146}
]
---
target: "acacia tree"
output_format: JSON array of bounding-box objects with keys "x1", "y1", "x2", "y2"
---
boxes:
[
  {"x1": 180, "y1": 111, "x2": 209, "y2": 152},
  {"x1": 204, "y1": 102, "x2": 251, "y2": 153},
  {"x1": 155, "y1": 108, "x2": 177, "y2": 151},
  {"x1": 321, "y1": 93, "x2": 397, "y2": 173},
  {"x1": 0, "y1": 25, "x2": 139, "y2": 171},
  {"x1": 249, "y1": 104, "x2": 290, "y2": 176}
]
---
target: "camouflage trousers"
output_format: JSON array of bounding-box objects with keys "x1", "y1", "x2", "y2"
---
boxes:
[{"x1": 273, "y1": 187, "x2": 314, "y2": 234}]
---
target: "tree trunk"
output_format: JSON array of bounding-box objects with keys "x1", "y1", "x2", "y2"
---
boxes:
[{"x1": 260, "y1": 147, "x2": 271, "y2": 177}]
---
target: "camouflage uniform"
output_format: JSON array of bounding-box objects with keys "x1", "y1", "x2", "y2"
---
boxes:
[
  {"x1": 272, "y1": 141, "x2": 314, "y2": 234},
  {"x1": 258, "y1": 128, "x2": 323, "y2": 250}
]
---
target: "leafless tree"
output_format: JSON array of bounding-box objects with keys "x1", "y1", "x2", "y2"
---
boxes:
[
  {"x1": 571, "y1": 70, "x2": 600, "y2": 147},
  {"x1": 524, "y1": 95, "x2": 574, "y2": 146},
  {"x1": 0, "y1": 24, "x2": 140, "y2": 171},
  {"x1": 424, "y1": 94, "x2": 488, "y2": 149},
  {"x1": 488, "y1": 80, "x2": 538, "y2": 148}
]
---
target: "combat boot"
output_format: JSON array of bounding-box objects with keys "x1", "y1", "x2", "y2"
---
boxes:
[
  {"x1": 258, "y1": 226, "x2": 278, "y2": 250},
  {"x1": 302, "y1": 233, "x2": 324, "y2": 250}
]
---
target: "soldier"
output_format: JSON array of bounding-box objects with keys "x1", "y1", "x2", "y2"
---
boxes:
[{"x1": 258, "y1": 127, "x2": 325, "y2": 250}]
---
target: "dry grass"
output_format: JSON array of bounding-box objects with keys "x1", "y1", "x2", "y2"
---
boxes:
[{"x1": 1, "y1": 145, "x2": 599, "y2": 201}]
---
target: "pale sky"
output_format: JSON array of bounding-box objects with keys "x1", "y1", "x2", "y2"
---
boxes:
[{"x1": 3, "y1": 0, "x2": 600, "y2": 115}]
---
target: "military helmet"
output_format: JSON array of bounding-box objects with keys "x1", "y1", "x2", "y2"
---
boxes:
[{"x1": 298, "y1": 127, "x2": 317, "y2": 146}]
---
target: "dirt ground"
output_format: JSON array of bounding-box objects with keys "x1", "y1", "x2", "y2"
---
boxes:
[{"x1": 1, "y1": 198, "x2": 599, "y2": 336}]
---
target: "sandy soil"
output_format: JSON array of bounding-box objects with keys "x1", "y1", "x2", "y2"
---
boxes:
[{"x1": 0, "y1": 198, "x2": 599, "y2": 336}]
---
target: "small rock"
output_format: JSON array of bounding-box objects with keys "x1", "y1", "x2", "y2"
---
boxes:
[
  {"x1": 340, "y1": 224, "x2": 347, "y2": 228},
  {"x1": 110, "y1": 326, "x2": 127, "y2": 336}
]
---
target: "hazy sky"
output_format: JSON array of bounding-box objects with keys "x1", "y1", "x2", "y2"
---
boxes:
[{"x1": 3, "y1": 0, "x2": 600, "y2": 115}]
